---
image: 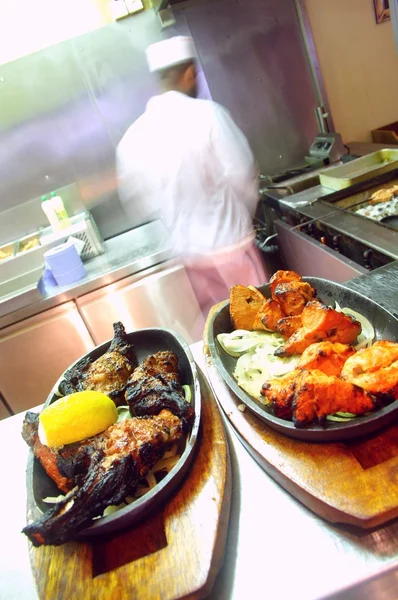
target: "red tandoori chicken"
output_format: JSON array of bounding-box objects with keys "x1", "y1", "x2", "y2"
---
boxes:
[{"x1": 340, "y1": 340, "x2": 398, "y2": 398}]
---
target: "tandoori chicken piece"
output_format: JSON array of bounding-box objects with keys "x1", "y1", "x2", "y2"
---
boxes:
[
  {"x1": 275, "y1": 300, "x2": 361, "y2": 357},
  {"x1": 340, "y1": 341, "x2": 398, "y2": 398},
  {"x1": 59, "y1": 322, "x2": 137, "y2": 405},
  {"x1": 297, "y1": 342, "x2": 356, "y2": 377},
  {"x1": 255, "y1": 298, "x2": 285, "y2": 331},
  {"x1": 22, "y1": 410, "x2": 184, "y2": 546},
  {"x1": 230, "y1": 284, "x2": 266, "y2": 330},
  {"x1": 276, "y1": 315, "x2": 303, "y2": 339},
  {"x1": 292, "y1": 369, "x2": 376, "y2": 426},
  {"x1": 273, "y1": 280, "x2": 316, "y2": 316},
  {"x1": 269, "y1": 270, "x2": 302, "y2": 301},
  {"x1": 261, "y1": 371, "x2": 298, "y2": 420},
  {"x1": 125, "y1": 351, "x2": 194, "y2": 432}
]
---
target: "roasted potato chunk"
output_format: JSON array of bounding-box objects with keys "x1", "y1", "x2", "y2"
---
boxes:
[{"x1": 230, "y1": 284, "x2": 266, "y2": 330}]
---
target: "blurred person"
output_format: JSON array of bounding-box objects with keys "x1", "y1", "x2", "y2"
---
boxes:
[{"x1": 116, "y1": 36, "x2": 268, "y2": 322}]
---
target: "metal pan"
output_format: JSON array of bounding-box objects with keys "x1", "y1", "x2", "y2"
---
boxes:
[
  {"x1": 207, "y1": 278, "x2": 398, "y2": 442},
  {"x1": 25, "y1": 327, "x2": 201, "y2": 539},
  {"x1": 380, "y1": 215, "x2": 398, "y2": 231}
]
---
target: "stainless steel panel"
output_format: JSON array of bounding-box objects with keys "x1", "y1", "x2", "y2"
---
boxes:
[
  {"x1": 77, "y1": 263, "x2": 204, "y2": 345},
  {"x1": 0, "y1": 303, "x2": 95, "y2": 414},
  {"x1": 274, "y1": 219, "x2": 367, "y2": 281},
  {"x1": 182, "y1": 0, "x2": 319, "y2": 173},
  {"x1": 0, "y1": 36, "x2": 126, "y2": 241},
  {"x1": 0, "y1": 2, "x2": 321, "y2": 241}
]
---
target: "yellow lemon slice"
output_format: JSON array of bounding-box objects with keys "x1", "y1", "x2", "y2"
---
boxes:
[{"x1": 38, "y1": 391, "x2": 118, "y2": 447}]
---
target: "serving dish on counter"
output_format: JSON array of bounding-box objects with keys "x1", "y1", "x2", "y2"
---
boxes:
[
  {"x1": 207, "y1": 278, "x2": 398, "y2": 442},
  {"x1": 319, "y1": 149, "x2": 398, "y2": 191},
  {"x1": 28, "y1": 328, "x2": 201, "y2": 537},
  {"x1": 203, "y1": 278, "x2": 398, "y2": 529},
  {"x1": 25, "y1": 327, "x2": 231, "y2": 600}
]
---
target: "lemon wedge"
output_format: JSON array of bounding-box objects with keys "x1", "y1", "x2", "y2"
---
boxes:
[{"x1": 38, "y1": 391, "x2": 118, "y2": 448}]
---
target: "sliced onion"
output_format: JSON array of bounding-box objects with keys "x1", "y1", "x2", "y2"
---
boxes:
[{"x1": 340, "y1": 307, "x2": 375, "y2": 349}]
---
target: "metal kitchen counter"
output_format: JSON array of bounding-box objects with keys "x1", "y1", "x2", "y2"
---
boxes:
[
  {"x1": 0, "y1": 221, "x2": 173, "y2": 330},
  {"x1": 2, "y1": 332, "x2": 397, "y2": 600}
]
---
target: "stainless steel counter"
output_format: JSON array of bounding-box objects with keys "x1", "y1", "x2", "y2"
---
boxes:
[
  {"x1": 0, "y1": 220, "x2": 173, "y2": 330},
  {"x1": 2, "y1": 339, "x2": 396, "y2": 600}
]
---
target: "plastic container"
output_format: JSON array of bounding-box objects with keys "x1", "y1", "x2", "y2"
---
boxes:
[
  {"x1": 43, "y1": 240, "x2": 86, "y2": 287},
  {"x1": 49, "y1": 192, "x2": 71, "y2": 229},
  {"x1": 319, "y1": 149, "x2": 398, "y2": 190},
  {"x1": 41, "y1": 193, "x2": 71, "y2": 231},
  {"x1": 41, "y1": 195, "x2": 62, "y2": 231}
]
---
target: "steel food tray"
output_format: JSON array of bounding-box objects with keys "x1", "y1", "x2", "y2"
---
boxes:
[{"x1": 319, "y1": 149, "x2": 398, "y2": 190}]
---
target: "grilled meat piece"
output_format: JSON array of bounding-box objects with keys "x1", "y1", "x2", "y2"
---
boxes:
[
  {"x1": 369, "y1": 185, "x2": 398, "y2": 204},
  {"x1": 273, "y1": 281, "x2": 316, "y2": 317},
  {"x1": 23, "y1": 410, "x2": 183, "y2": 546},
  {"x1": 276, "y1": 315, "x2": 302, "y2": 339},
  {"x1": 262, "y1": 366, "x2": 376, "y2": 426},
  {"x1": 340, "y1": 341, "x2": 398, "y2": 398},
  {"x1": 126, "y1": 351, "x2": 194, "y2": 432},
  {"x1": 261, "y1": 371, "x2": 297, "y2": 420},
  {"x1": 22, "y1": 412, "x2": 103, "y2": 492},
  {"x1": 269, "y1": 270, "x2": 303, "y2": 301},
  {"x1": 275, "y1": 300, "x2": 361, "y2": 357},
  {"x1": 297, "y1": 342, "x2": 356, "y2": 377},
  {"x1": 292, "y1": 369, "x2": 376, "y2": 427},
  {"x1": 59, "y1": 322, "x2": 137, "y2": 405},
  {"x1": 22, "y1": 412, "x2": 74, "y2": 492},
  {"x1": 256, "y1": 298, "x2": 285, "y2": 332}
]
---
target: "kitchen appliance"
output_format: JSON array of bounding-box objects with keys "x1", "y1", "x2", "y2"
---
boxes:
[
  {"x1": 260, "y1": 168, "x2": 398, "y2": 279},
  {"x1": 260, "y1": 133, "x2": 347, "y2": 188}
]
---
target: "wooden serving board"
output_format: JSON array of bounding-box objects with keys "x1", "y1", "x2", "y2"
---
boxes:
[
  {"x1": 203, "y1": 306, "x2": 398, "y2": 530},
  {"x1": 27, "y1": 369, "x2": 231, "y2": 600}
]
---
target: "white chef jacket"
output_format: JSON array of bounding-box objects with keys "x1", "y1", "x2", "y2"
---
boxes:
[{"x1": 116, "y1": 91, "x2": 260, "y2": 258}]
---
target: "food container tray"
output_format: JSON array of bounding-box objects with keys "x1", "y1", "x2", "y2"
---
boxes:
[
  {"x1": 319, "y1": 149, "x2": 398, "y2": 190},
  {"x1": 0, "y1": 241, "x2": 17, "y2": 262},
  {"x1": 207, "y1": 277, "x2": 398, "y2": 442}
]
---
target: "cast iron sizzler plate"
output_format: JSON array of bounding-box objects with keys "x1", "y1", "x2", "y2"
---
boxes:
[
  {"x1": 26, "y1": 328, "x2": 201, "y2": 539},
  {"x1": 207, "y1": 278, "x2": 398, "y2": 442}
]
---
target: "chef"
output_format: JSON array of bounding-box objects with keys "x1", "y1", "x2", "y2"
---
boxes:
[{"x1": 117, "y1": 36, "x2": 268, "y2": 319}]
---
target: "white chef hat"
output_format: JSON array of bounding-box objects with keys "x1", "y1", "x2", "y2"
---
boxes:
[{"x1": 146, "y1": 36, "x2": 197, "y2": 73}]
